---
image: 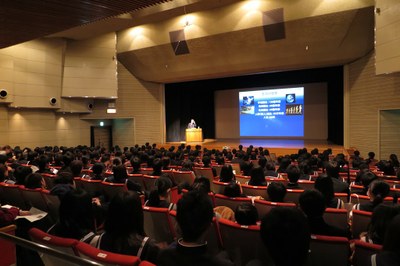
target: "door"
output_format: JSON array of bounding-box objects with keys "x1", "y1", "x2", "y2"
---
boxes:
[{"x1": 91, "y1": 126, "x2": 112, "y2": 150}]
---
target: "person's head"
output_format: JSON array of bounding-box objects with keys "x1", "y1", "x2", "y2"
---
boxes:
[
  {"x1": 368, "y1": 180, "x2": 390, "y2": 206},
  {"x1": 286, "y1": 165, "x2": 301, "y2": 183},
  {"x1": 260, "y1": 207, "x2": 310, "y2": 266},
  {"x1": 37, "y1": 155, "x2": 49, "y2": 171},
  {"x1": 223, "y1": 181, "x2": 242, "y2": 198},
  {"x1": 314, "y1": 174, "x2": 335, "y2": 205},
  {"x1": 152, "y1": 158, "x2": 162, "y2": 175},
  {"x1": 360, "y1": 171, "x2": 378, "y2": 192},
  {"x1": 130, "y1": 156, "x2": 141, "y2": 172},
  {"x1": 105, "y1": 191, "x2": 145, "y2": 236},
  {"x1": 219, "y1": 165, "x2": 235, "y2": 182},
  {"x1": 70, "y1": 160, "x2": 83, "y2": 177},
  {"x1": 25, "y1": 173, "x2": 46, "y2": 189},
  {"x1": 368, "y1": 205, "x2": 400, "y2": 245},
  {"x1": 258, "y1": 156, "x2": 267, "y2": 169},
  {"x1": 325, "y1": 161, "x2": 340, "y2": 178},
  {"x1": 192, "y1": 176, "x2": 211, "y2": 193},
  {"x1": 92, "y1": 162, "x2": 105, "y2": 176},
  {"x1": 235, "y1": 202, "x2": 258, "y2": 225},
  {"x1": 267, "y1": 182, "x2": 287, "y2": 202},
  {"x1": 147, "y1": 176, "x2": 172, "y2": 207},
  {"x1": 112, "y1": 165, "x2": 128, "y2": 182},
  {"x1": 249, "y1": 166, "x2": 266, "y2": 186},
  {"x1": 62, "y1": 152, "x2": 74, "y2": 167},
  {"x1": 278, "y1": 157, "x2": 291, "y2": 172},
  {"x1": 265, "y1": 161, "x2": 275, "y2": 172},
  {"x1": 14, "y1": 165, "x2": 33, "y2": 185},
  {"x1": 58, "y1": 189, "x2": 94, "y2": 239},
  {"x1": 368, "y1": 152, "x2": 375, "y2": 159},
  {"x1": 299, "y1": 190, "x2": 326, "y2": 218},
  {"x1": 177, "y1": 190, "x2": 213, "y2": 242},
  {"x1": 298, "y1": 161, "x2": 312, "y2": 175},
  {"x1": 202, "y1": 156, "x2": 211, "y2": 167}
]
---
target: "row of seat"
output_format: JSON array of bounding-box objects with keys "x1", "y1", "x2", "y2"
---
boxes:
[{"x1": 28, "y1": 227, "x2": 155, "y2": 266}]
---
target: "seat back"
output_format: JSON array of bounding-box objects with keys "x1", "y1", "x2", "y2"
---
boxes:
[
  {"x1": 19, "y1": 187, "x2": 49, "y2": 212},
  {"x1": 218, "y1": 218, "x2": 271, "y2": 266},
  {"x1": 127, "y1": 174, "x2": 145, "y2": 191},
  {"x1": 227, "y1": 163, "x2": 241, "y2": 175},
  {"x1": 169, "y1": 210, "x2": 222, "y2": 255},
  {"x1": 235, "y1": 175, "x2": 250, "y2": 184},
  {"x1": 284, "y1": 189, "x2": 304, "y2": 204},
  {"x1": 75, "y1": 241, "x2": 140, "y2": 266},
  {"x1": 352, "y1": 210, "x2": 372, "y2": 238},
  {"x1": 41, "y1": 174, "x2": 57, "y2": 190},
  {"x1": 0, "y1": 225, "x2": 16, "y2": 266},
  {"x1": 0, "y1": 183, "x2": 27, "y2": 209},
  {"x1": 335, "y1": 193, "x2": 348, "y2": 203},
  {"x1": 297, "y1": 180, "x2": 315, "y2": 190},
  {"x1": 142, "y1": 206, "x2": 175, "y2": 244},
  {"x1": 41, "y1": 190, "x2": 60, "y2": 222},
  {"x1": 352, "y1": 240, "x2": 382, "y2": 266},
  {"x1": 74, "y1": 178, "x2": 102, "y2": 196},
  {"x1": 140, "y1": 168, "x2": 153, "y2": 175},
  {"x1": 309, "y1": 235, "x2": 350, "y2": 266},
  {"x1": 193, "y1": 167, "x2": 214, "y2": 180},
  {"x1": 142, "y1": 175, "x2": 159, "y2": 191},
  {"x1": 241, "y1": 184, "x2": 268, "y2": 199},
  {"x1": 254, "y1": 199, "x2": 296, "y2": 220},
  {"x1": 28, "y1": 228, "x2": 79, "y2": 266},
  {"x1": 211, "y1": 180, "x2": 229, "y2": 194},
  {"x1": 101, "y1": 181, "x2": 127, "y2": 201},
  {"x1": 350, "y1": 194, "x2": 393, "y2": 205},
  {"x1": 214, "y1": 194, "x2": 252, "y2": 212},
  {"x1": 212, "y1": 165, "x2": 223, "y2": 177},
  {"x1": 323, "y1": 208, "x2": 348, "y2": 230},
  {"x1": 172, "y1": 171, "x2": 195, "y2": 186}
]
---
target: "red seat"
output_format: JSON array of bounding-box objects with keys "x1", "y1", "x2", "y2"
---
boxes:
[
  {"x1": 352, "y1": 240, "x2": 382, "y2": 266},
  {"x1": 350, "y1": 194, "x2": 393, "y2": 205},
  {"x1": 142, "y1": 206, "x2": 175, "y2": 244},
  {"x1": 214, "y1": 194, "x2": 252, "y2": 211},
  {"x1": 28, "y1": 227, "x2": 79, "y2": 266},
  {"x1": 75, "y1": 241, "x2": 140, "y2": 266},
  {"x1": 253, "y1": 199, "x2": 296, "y2": 220},
  {"x1": 241, "y1": 184, "x2": 268, "y2": 199},
  {"x1": 41, "y1": 173, "x2": 57, "y2": 190},
  {"x1": 218, "y1": 218, "x2": 270, "y2": 266},
  {"x1": 193, "y1": 167, "x2": 214, "y2": 180},
  {"x1": 323, "y1": 208, "x2": 348, "y2": 230},
  {"x1": 297, "y1": 180, "x2": 315, "y2": 190},
  {"x1": 212, "y1": 180, "x2": 229, "y2": 194},
  {"x1": 284, "y1": 189, "x2": 304, "y2": 204},
  {"x1": 352, "y1": 210, "x2": 372, "y2": 239},
  {"x1": 139, "y1": 168, "x2": 153, "y2": 175},
  {"x1": 335, "y1": 193, "x2": 348, "y2": 203},
  {"x1": 74, "y1": 178, "x2": 102, "y2": 195},
  {"x1": 127, "y1": 174, "x2": 145, "y2": 191},
  {"x1": 142, "y1": 175, "x2": 159, "y2": 191},
  {"x1": 139, "y1": 261, "x2": 156, "y2": 266},
  {"x1": 172, "y1": 171, "x2": 195, "y2": 186},
  {"x1": 41, "y1": 189, "x2": 60, "y2": 222},
  {"x1": 235, "y1": 175, "x2": 250, "y2": 184},
  {"x1": 19, "y1": 187, "x2": 49, "y2": 213},
  {"x1": 0, "y1": 225, "x2": 16, "y2": 266},
  {"x1": 309, "y1": 234, "x2": 350, "y2": 266},
  {"x1": 101, "y1": 181, "x2": 127, "y2": 201},
  {"x1": 0, "y1": 183, "x2": 27, "y2": 209}
]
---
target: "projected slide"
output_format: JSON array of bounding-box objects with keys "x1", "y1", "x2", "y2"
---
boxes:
[{"x1": 239, "y1": 87, "x2": 304, "y2": 137}]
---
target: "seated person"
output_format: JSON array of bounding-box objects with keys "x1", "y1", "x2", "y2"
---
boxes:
[
  {"x1": 235, "y1": 203, "x2": 258, "y2": 226},
  {"x1": 299, "y1": 190, "x2": 350, "y2": 238},
  {"x1": 298, "y1": 161, "x2": 312, "y2": 180},
  {"x1": 248, "y1": 166, "x2": 267, "y2": 186},
  {"x1": 353, "y1": 180, "x2": 391, "y2": 212},
  {"x1": 48, "y1": 189, "x2": 95, "y2": 241},
  {"x1": 202, "y1": 156, "x2": 217, "y2": 177},
  {"x1": 13, "y1": 165, "x2": 32, "y2": 185},
  {"x1": 145, "y1": 176, "x2": 174, "y2": 209},
  {"x1": 259, "y1": 207, "x2": 310, "y2": 266},
  {"x1": 157, "y1": 190, "x2": 234, "y2": 266},
  {"x1": 267, "y1": 182, "x2": 287, "y2": 202},
  {"x1": 314, "y1": 174, "x2": 344, "y2": 209},
  {"x1": 25, "y1": 173, "x2": 46, "y2": 189},
  {"x1": 219, "y1": 165, "x2": 235, "y2": 183},
  {"x1": 50, "y1": 172, "x2": 76, "y2": 200},
  {"x1": 360, "y1": 205, "x2": 400, "y2": 244},
  {"x1": 130, "y1": 156, "x2": 142, "y2": 174},
  {"x1": 192, "y1": 176, "x2": 212, "y2": 194},
  {"x1": 358, "y1": 171, "x2": 378, "y2": 195},
  {"x1": 0, "y1": 206, "x2": 30, "y2": 227},
  {"x1": 326, "y1": 161, "x2": 349, "y2": 193},
  {"x1": 151, "y1": 158, "x2": 163, "y2": 176},
  {"x1": 223, "y1": 181, "x2": 245, "y2": 198},
  {"x1": 90, "y1": 163, "x2": 106, "y2": 180},
  {"x1": 285, "y1": 165, "x2": 302, "y2": 189},
  {"x1": 91, "y1": 191, "x2": 160, "y2": 264},
  {"x1": 264, "y1": 161, "x2": 278, "y2": 177}
]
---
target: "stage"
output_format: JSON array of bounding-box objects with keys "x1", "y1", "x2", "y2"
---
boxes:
[{"x1": 161, "y1": 139, "x2": 348, "y2": 157}]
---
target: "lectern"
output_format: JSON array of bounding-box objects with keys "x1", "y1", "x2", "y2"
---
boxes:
[{"x1": 186, "y1": 128, "x2": 203, "y2": 142}]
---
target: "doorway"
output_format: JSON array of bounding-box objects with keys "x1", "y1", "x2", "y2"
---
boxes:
[
  {"x1": 379, "y1": 109, "x2": 400, "y2": 160},
  {"x1": 91, "y1": 126, "x2": 113, "y2": 150}
]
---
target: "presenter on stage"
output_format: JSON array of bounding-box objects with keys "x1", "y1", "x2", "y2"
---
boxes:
[{"x1": 187, "y1": 119, "x2": 197, "y2": 129}]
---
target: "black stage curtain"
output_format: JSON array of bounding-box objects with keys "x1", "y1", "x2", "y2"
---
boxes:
[{"x1": 165, "y1": 66, "x2": 343, "y2": 145}]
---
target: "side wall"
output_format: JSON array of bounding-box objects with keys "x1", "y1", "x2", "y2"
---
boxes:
[{"x1": 347, "y1": 51, "x2": 400, "y2": 159}]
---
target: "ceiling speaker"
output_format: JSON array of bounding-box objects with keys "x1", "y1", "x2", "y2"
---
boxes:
[
  {"x1": 49, "y1": 97, "x2": 57, "y2": 105},
  {"x1": 0, "y1": 89, "x2": 8, "y2": 99}
]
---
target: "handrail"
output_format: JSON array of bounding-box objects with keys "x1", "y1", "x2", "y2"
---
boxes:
[{"x1": 0, "y1": 231, "x2": 104, "y2": 266}]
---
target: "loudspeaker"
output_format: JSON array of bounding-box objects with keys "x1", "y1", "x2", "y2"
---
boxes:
[
  {"x1": 88, "y1": 103, "x2": 94, "y2": 110},
  {"x1": 169, "y1": 30, "x2": 190, "y2": 55},
  {"x1": 49, "y1": 97, "x2": 57, "y2": 105},
  {"x1": 0, "y1": 89, "x2": 8, "y2": 99}
]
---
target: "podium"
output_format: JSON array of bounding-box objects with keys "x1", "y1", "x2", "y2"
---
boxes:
[{"x1": 186, "y1": 128, "x2": 203, "y2": 142}]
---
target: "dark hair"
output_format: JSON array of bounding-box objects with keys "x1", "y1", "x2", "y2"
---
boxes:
[
  {"x1": 267, "y1": 182, "x2": 287, "y2": 202},
  {"x1": 57, "y1": 189, "x2": 94, "y2": 239},
  {"x1": 368, "y1": 205, "x2": 400, "y2": 245},
  {"x1": 177, "y1": 190, "x2": 213, "y2": 242},
  {"x1": 192, "y1": 177, "x2": 211, "y2": 193},
  {"x1": 219, "y1": 165, "x2": 235, "y2": 182},
  {"x1": 152, "y1": 158, "x2": 162, "y2": 176},
  {"x1": 113, "y1": 165, "x2": 128, "y2": 183},
  {"x1": 202, "y1": 156, "x2": 211, "y2": 167},
  {"x1": 361, "y1": 171, "x2": 378, "y2": 194},
  {"x1": 369, "y1": 180, "x2": 390, "y2": 207},
  {"x1": 249, "y1": 166, "x2": 266, "y2": 186},
  {"x1": 224, "y1": 181, "x2": 242, "y2": 198},
  {"x1": 92, "y1": 163, "x2": 105, "y2": 176},
  {"x1": 70, "y1": 160, "x2": 83, "y2": 177},
  {"x1": 25, "y1": 173, "x2": 44, "y2": 189},
  {"x1": 14, "y1": 166, "x2": 32, "y2": 185},
  {"x1": 147, "y1": 176, "x2": 172, "y2": 207},
  {"x1": 37, "y1": 155, "x2": 49, "y2": 172},
  {"x1": 299, "y1": 190, "x2": 326, "y2": 218},
  {"x1": 104, "y1": 191, "x2": 145, "y2": 236},
  {"x1": 383, "y1": 214, "x2": 400, "y2": 255},
  {"x1": 235, "y1": 203, "x2": 258, "y2": 225},
  {"x1": 314, "y1": 174, "x2": 334, "y2": 206},
  {"x1": 325, "y1": 161, "x2": 340, "y2": 178},
  {"x1": 54, "y1": 171, "x2": 74, "y2": 185},
  {"x1": 260, "y1": 207, "x2": 310, "y2": 266},
  {"x1": 286, "y1": 165, "x2": 301, "y2": 183}
]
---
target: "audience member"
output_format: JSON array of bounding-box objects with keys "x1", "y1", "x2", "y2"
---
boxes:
[
  {"x1": 145, "y1": 176, "x2": 174, "y2": 209},
  {"x1": 267, "y1": 182, "x2": 287, "y2": 202},
  {"x1": 248, "y1": 166, "x2": 267, "y2": 186},
  {"x1": 25, "y1": 173, "x2": 46, "y2": 189},
  {"x1": 326, "y1": 161, "x2": 349, "y2": 193},
  {"x1": 314, "y1": 174, "x2": 344, "y2": 209},
  {"x1": 353, "y1": 180, "x2": 391, "y2": 212},
  {"x1": 219, "y1": 165, "x2": 235, "y2": 183},
  {"x1": 50, "y1": 172, "x2": 76, "y2": 199},
  {"x1": 235, "y1": 203, "x2": 258, "y2": 226},
  {"x1": 285, "y1": 165, "x2": 302, "y2": 189}
]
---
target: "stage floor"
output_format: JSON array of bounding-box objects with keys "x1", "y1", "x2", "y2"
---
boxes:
[{"x1": 162, "y1": 139, "x2": 347, "y2": 157}]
